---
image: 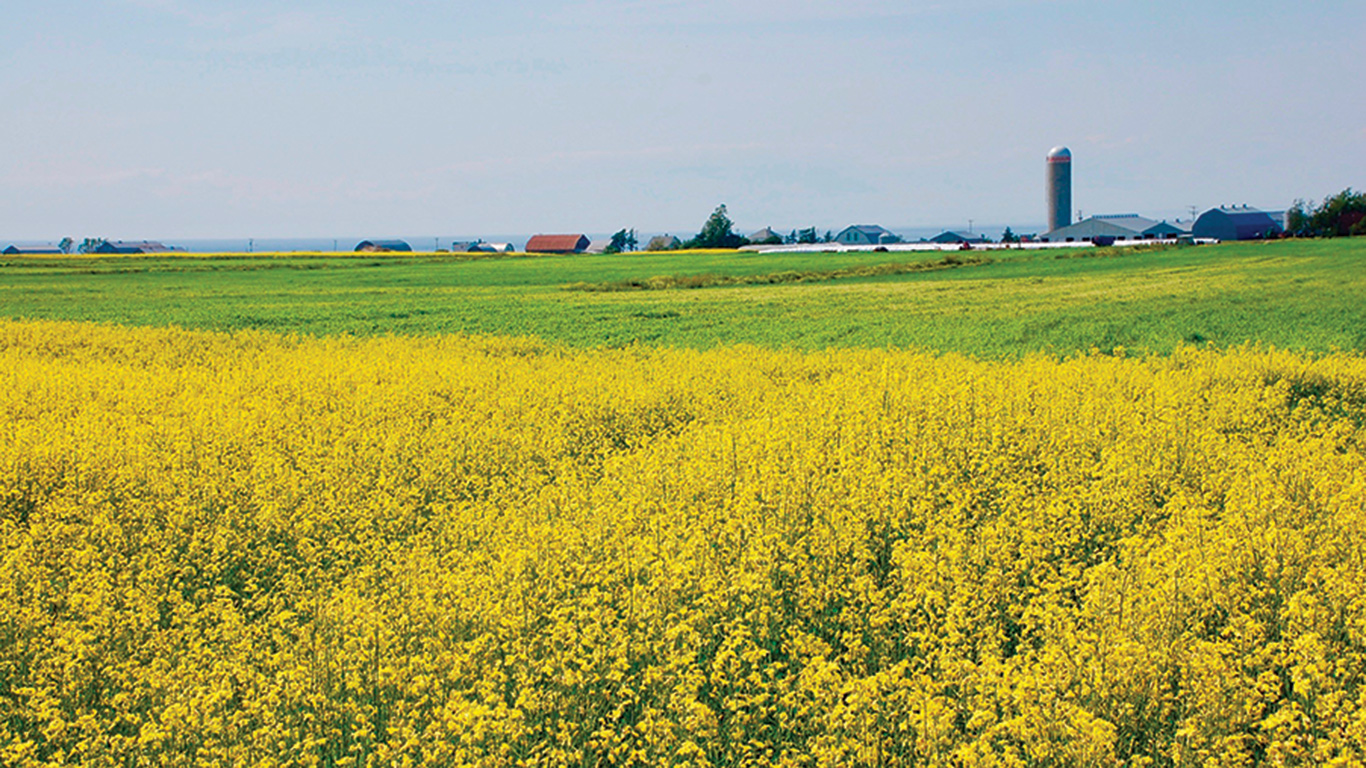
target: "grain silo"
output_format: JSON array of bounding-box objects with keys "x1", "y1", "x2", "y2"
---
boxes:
[{"x1": 1046, "y1": 146, "x2": 1072, "y2": 233}]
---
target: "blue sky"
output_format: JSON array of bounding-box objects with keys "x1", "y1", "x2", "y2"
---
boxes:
[{"x1": 1, "y1": 0, "x2": 1362, "y2": 239}]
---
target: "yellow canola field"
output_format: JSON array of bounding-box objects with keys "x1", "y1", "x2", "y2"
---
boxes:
[{"x1": 2, "y1": 320, "x2": 1365, "y2": 767}]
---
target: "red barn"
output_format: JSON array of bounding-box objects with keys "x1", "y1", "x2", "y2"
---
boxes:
[{"x1": 525, "y1": 234, "x2": 590, "y2": 254}]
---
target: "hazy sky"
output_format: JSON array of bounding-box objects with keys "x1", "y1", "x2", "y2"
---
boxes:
[{"x1": 1, "y1": 0, "x2": 1362, "y2": 238}]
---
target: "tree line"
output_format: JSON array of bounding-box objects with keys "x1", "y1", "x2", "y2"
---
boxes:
[{"x1": 1286, "y1": 188, "x2": 1366, "y2": 237}]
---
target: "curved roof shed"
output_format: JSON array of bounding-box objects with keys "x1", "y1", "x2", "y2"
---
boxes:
[{"x1": 1192, "y1": 207, "x2": 1283, "y2": 241}]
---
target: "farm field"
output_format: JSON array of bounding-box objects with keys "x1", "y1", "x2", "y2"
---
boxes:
[
  {"x1": 0, "y1": 238, "x2": 1362, "y2": 356},
  {"x1": 2, "y1": 321, "x2": 1364, "y2": 766},
  {"x1": 2, "y1": 240, "x2": 1366, "y2": 765}
]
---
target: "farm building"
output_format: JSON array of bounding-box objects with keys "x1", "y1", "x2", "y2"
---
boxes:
[
  {"x1": 929, "y1": 231, "x2": 988, "y2": 244},
  {"x1": 355, "y1": 240, "x2": 412, "y2": 252},
  {"x1": 94, "y1": 241, "x2": 176, "y2": 254},
  {"x1": 3, "y1": 244, "x2": 63, "y2": 255},
  {"x1": 1042, "y1": 214, "x2": 1187, "y2": 243},
  {"x1": 471, "y1": 242, "x2": 515, "y2": 253},
  {"x1": 585, "y1": 238, "x2": 613, "y2": 254},
  {"x1": 1192, "y1": 206, "x2": 1284, "y2": 241},
  {"x1": 835, "y1": 225, "x2": 900, "y2": 245},
  {"x1": 645, "y1": 235, "x2": 681, "y2": 251},
  {"x1": 748, "y1": 227, "x2": 785, "y2": 245},
  {"x1": 526, "y1": 234, "x2": 590, "y2": 254}
]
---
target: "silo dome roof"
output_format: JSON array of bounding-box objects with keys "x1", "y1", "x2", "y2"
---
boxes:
[{"x1": 1047, "y1": 146, "x2": 1072, "y2": 160}]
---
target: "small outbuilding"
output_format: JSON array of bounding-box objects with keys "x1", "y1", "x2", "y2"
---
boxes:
[
  {"x1": 525, "y1": 234, "x2": 590, "y2": 254},
  {"x1": 3, "y1": 244, "x2": 63, "y2": 255},
  {"x1": 929, "y1": 231, "x2": 988, "y2": 244},
  {"x1": 355, "y1": 240, "x2": 413, "y2": 252},
  {"x1": 1192, "y1": 206, "x2": 1284, "y2": 241},
  {"x1": 470, "y1": 242, "x2": 515, "y2": 253}
]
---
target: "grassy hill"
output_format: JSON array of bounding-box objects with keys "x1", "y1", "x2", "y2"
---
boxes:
[{"x1": 1, "y1": 238, "x2": 1363, "y2": 356}]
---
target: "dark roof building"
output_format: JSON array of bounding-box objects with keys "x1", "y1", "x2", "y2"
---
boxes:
[
  {"x1": 1143, "y1": 220, "x2": 1188, "y2": 238},
  {"x1": 526, "y1": 234, "x2": 590, "y2": 253},
  {"x1": 3, "y1": 244, "x2": 63, "y2": 255},
  {"x1": 355, "y1": 240, "x2": 412, "y2": 252},
  {"x1": 1042, "y1": 214, "x2": 1186, "y2": 243},
  {"x1": 835, "y1": 225, "x2": 899, "y2": 245},
  {"x1": 1192, "y1": 206, "x2": 1284, "y2": 241},
  {"x1": 94, "y1": 240, "x2": 176, "y2": 254},
  {"x1": 929, "y1": 231, "x2": 988, "y2": 244}
]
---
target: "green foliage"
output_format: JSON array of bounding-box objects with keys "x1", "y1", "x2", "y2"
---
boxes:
[
  {"x1": 604, "y1": 228, "x2": 638, "y2": 254},
  {"x1": 1001, "y1": 227, "x2": 1019, "y2": 244},
  {"x1": 797, "y1": 227, "x2": 818, "y2": 244},
  {"x1": 685, "y1": 204, "x2": 746, "y2": 249},
  {"x1": 1289, "y1": 189, "x2": 1366, "y2": 237},
  {"x1": 1286, "y1": 199, "x2": 1312, "y2": 236},
  {"x1": 1312, "y1": 188, "x2": 1366, "y2": 236}
]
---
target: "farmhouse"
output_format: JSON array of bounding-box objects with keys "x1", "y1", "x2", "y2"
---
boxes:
[
  {"x1": 748, "y1": 227, "x2": 785, "y2": 245},
  {"x1": 354, "y1": 240, "x2": 412, "y2": 252},
  {"x1": 94, "y1": 241, "x2": 176, "y2": 254},
  {"x1": 526, "y1": 234, "x2": 590, "y2": 254},
  {"x1": 835, "y1": 225, "x2": 900, "y2": 245},
  {"x1": 3, "y1": 244, "x2": 63, "y2": 255},
  {"x1": 1192, "y1": 206, "x2": 1284, "y2": 241},
  {"x1": 645, "y1": 235, "x2": 681, "y2": 251}
]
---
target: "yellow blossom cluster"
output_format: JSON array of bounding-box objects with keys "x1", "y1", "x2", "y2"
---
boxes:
[{"x1": 1, "y1": 320, "x2": 1364, "y2": 767}]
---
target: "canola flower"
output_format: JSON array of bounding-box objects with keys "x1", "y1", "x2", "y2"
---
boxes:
[{"x1": 1, "y1": 320, "x2": 1364, "y2": 767}]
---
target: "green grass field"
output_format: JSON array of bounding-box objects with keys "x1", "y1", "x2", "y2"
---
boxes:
[{"x1": 2, "y1": 239, "x2": 1363, "y2": 356}]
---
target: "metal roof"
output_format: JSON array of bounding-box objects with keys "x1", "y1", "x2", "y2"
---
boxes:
[
  {"x1": 525, "y1": 234, "x2": 590, "y2": 253},
  {"x1": 846, "y1": 225, "x2": 891, "y2": 237},
  {"x1": 1090, "y1": 214, "x2": 1159, "y2": 233},
  {"x1": 354, "y1": 240, "x2": 412, "y2": 252},
  {"x1": 929, "y1": 231, "x2": 987, "y2": 244},
  {"x1": 3, "y1": 244, "x2": 63, "y2": 254},
  {"x1": 1192, "y1": 207, "x2": 1284, "y2": 240},
  {"x1": 95, "y1": 241, "x2": 174, "y2": 254}
]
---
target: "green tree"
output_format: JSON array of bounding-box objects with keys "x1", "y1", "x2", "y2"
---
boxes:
[
  {"x1": 797, "y1": 227, "x2": 818, "y2": 244},
  {"x1": 78, "y1": 238, "x2": 105, "y2": 254},
  {"x1": 1000, "y1": 227, "x2": 1019, "y2": 244},
  {"x1": 1286, "y1": 200, "x2": 1312, "y2": 236},
  {"x1": 604, "y1": 228, "x2": 638, "y2": 254},
  {"x1": 1310, "y1": 188, "x2": 1366, "y2": 236},
  {"x1": 685, "y1": 204, "x2": 746, "y2": 249},
  {"x1": 58, "y1": 237, "x2": 74, "y2": 254}
]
